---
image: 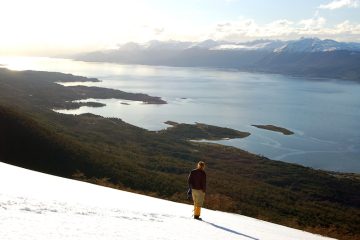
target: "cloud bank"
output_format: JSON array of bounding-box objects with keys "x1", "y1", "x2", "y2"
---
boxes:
[
  {"x1": 319, "y1": 0, "x2": 359, "y2": 10},
  {"x1": 209, "y1": 16, "x2": 360, "y2": 42}
]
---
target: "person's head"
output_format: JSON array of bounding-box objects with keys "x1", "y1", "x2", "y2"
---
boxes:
[{"x1": 197, "y1": 161, "x2": 205, "y2": 170}]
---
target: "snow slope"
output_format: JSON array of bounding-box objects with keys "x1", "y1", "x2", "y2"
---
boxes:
[{"x1": 0, "y1": 162, "x2": 335, "y2": 240}]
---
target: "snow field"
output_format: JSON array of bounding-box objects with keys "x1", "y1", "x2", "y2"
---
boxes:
[{"x1": 0, "y1": 162, "x2": 335, "y2": 240}]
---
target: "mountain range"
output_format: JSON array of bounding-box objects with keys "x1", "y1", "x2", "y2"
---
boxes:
[
  {"x1": 115, "y1": 38, "x2": 360, "y2": 53},
  {"x1": 75, "y1": 38, "x2": 360, "y2": 81}
]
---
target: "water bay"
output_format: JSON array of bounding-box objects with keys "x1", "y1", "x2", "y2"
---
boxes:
[{"x1": 1, "y1": 56, "x2": 359, "y2": 173}]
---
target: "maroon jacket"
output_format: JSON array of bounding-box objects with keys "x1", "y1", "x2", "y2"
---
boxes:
[{"x1": 188, "y1": 168, "x2": 206, "y2": 192}]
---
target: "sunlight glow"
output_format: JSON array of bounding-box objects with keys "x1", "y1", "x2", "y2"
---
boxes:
[{"x1": 0, "y1": 0, "x2": 359, "y2": 55}]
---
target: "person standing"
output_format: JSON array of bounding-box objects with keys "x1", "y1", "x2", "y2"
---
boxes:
[{"x1": 188, "y1": 161, "x2": 206, "y2": 220}]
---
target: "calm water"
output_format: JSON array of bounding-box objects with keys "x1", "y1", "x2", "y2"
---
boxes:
[{"x1": 1, "y1": 56, "x2": 360, "y2": 173}]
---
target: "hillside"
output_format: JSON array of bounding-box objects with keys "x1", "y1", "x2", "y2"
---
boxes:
[
  {"x1": 0, "y1": 68, "x2": 359, "y2": 239},
  {"x1": 0, "y1": 162, "x2": 334, "y2": 240}
]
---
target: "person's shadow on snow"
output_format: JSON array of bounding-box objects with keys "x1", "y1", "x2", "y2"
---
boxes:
[{"x1": 203, "y1": 221, "x2": 260, "y2": 240}]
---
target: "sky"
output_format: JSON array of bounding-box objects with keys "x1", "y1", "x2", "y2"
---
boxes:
[{"x1": 0, "y1": 0, "x2": 359, "y2": 55}]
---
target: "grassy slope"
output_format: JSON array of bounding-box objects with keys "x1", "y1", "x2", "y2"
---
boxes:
[{"x1": 0, "y1": 68, "x2": 359, "y2": 239}]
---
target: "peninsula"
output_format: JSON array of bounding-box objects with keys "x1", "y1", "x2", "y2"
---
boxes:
[{"x1": 252, "y1": 124, "x2": 294, "y2": 135}]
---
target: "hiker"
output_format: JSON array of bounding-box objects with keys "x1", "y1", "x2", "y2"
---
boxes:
[{"x1": 188, "y1": 161, "x2": 206, "y2": 220}]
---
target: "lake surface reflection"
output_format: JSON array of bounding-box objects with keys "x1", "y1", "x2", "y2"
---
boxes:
[{"x1": 1, "y1": 56, "x2": 359, "y2": 173}]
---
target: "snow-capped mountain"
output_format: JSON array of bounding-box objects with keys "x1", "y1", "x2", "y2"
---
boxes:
[
  {"x1": 0, "y1": 162, "x2": 334, "y2": 240},
  {"x1": 116, "y1": 38, "x2": 360, "y2": 53},
  {"x1": 143, "y1": 40, "x2": 194, "y2": 50},
  {"x1": 273, "y1": 38, "x2": 360, "y2": 53},
  {"x1": 191, "y1": 39, "x2": 230, "y2": 49},
  {"x1": 210, "y1": 40, "x2": 284, "y2": 51},
  {"x1": 118, "y1": 39, "x2": 230, "y2": 51}
]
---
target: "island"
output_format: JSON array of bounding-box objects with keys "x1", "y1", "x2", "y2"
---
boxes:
[
  {"x1": 252, "y1": 124, "x2": 294, "y2": 135},
  {"x1": 160, "y1": 121, "x2": 251, "y2": 140},
  {"x1": 61, "y1": 101, "x2": 106, "y2": 110}
]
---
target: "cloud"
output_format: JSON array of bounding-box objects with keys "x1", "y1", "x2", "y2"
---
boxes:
[
  {"x1": 214, "y1": 19, "x2": 294, "y2": 39},
  {"x1": 210, "y1": 16, "x2": 360, "y2": 42},
  {"x1": 334, "y1": 20, "x2": 360, "y2": 33},
  {"x1": 153, "y1": 28, "x2": 165, "y2": 35},
  {"x1": 319, "y1": 0, "x2": 359, "y2": 10},
  {"x1": 298, "y1": 17, "x2": 327, "y2": 31}
]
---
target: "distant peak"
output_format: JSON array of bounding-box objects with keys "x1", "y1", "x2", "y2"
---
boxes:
[{"x1": 273, "y1": 37, "x2": 360, "y2": 53}]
